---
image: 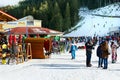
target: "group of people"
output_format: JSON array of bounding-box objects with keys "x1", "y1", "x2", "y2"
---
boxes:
[
  {"x1": 97, "y1": 40, "x2": 119, "y2": 68},
  {"x1": 68, "y1": 37, "x2": 119, "y2": 69}
]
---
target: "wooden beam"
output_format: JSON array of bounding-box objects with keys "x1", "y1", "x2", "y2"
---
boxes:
[{"x1": 0, "y1": 10, "x2": 17, "y2": 21}]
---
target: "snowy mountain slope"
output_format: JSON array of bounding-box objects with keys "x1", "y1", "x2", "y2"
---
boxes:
[
  {"x1": 92, "y1": 2, "x2": 120, "y2": 16},
  {"x1": 64, "y1": 3, "x2": 120, "y2": 37}
]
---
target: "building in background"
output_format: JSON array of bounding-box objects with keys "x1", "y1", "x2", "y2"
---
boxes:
[
  {"x1": 0, "y1": 10, "x2": 17, "y2": 32},
  {"x1": 0, "y1": 10, "x2": 63, "y2": 36},
  {"x1": 0, "y1": 15, "x2": 42, "y2": 30}
]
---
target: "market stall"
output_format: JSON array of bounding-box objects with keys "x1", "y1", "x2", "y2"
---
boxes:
[{"x1": 25, "y1": 38, "x2": 52, "y2": 59}]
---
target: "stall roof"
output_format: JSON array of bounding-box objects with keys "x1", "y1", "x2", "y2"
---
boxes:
[
  {"x1": 5, "y1": 27, "x2": 63, "y2": 36},
  {"x1": 6, "y1": 27, "x2": 49, "y2": 35}
]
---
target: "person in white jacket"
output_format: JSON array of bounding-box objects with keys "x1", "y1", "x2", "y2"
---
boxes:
[{"x1": 110, "y1": 41, "x2": 119, "y2": 63}]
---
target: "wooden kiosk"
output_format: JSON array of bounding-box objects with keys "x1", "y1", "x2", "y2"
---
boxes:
[{"x1": 25, "y1": 38, "x2": 52, "y2": 59}]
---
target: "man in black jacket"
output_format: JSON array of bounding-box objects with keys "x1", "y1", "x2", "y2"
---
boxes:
[{"x1": 85, "y1": 39, "x2": 94, "y2": 67}]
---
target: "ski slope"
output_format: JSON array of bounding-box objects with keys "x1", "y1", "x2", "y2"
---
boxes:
[{"x1": 64, "y1": 3, "x2": 120, "y2": 37}]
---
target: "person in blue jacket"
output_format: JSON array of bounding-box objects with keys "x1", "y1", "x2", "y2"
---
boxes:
[{"x1": 70, "y1": 41, "x2": 77, "y2": 59}]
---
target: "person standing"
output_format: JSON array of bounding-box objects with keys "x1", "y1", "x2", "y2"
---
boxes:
[
  {"x1": 85, "y1": 39, "x2": 94, "y2": 67},
  {"x1": 70, "y1": 41, "x2": 77, "y2": 59},
  {"x1": 111, "y1": 41, "x2": 118, "y2": 63},
  {"x1": 96, "y1": 43, "x2": 103, "y2": 68},
  {"x1": 101, "y1": 40, "x2": 110, "y2": 69}
]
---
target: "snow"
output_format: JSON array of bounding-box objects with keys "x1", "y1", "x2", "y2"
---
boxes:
[
  {"x1": 0, "y1": 45, "x2": 120, "y2": 80},
  {"x1": 64, "y1": 3, "x2": 120, "y2": 37},
  {"x1": 1, "y1": 3, "x2": 120, "y2": 80},
  {"x1": 92, "y1": 3, "x2": 120, "y2": 16}
]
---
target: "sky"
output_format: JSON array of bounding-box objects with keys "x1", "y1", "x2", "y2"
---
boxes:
[{"x1": 0, "y1": 0, "x2": 23, "y2": 7}]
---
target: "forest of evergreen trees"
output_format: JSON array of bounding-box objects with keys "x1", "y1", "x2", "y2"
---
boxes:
[{"x1": 0, "y1": 0, "x2": 120, "y2": 32}]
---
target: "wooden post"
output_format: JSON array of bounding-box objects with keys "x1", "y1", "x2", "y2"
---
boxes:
[
  {"x1": 16, "y1": 44, "x2": 24, "y2": 64},
  {"x1": 26, "y1": 43, "x2": 32, "y2": 60}
]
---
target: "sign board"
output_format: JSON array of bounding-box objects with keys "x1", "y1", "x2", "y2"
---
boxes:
[
  {"x1": 34, "y1": 20, "x2": 42, "y2": 27},
  {"x1": 18, "y1": 21, "x2": 26, "y2": 26}
]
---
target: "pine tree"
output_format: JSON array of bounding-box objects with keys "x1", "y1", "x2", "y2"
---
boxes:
[
  {"x1": 2, "y1": 0, "x2": 83, "y2": 32},
  {"x1": 63, "y1": 2, "x2": 71, "y2": 32},
  {"x1": 39, "y1": 1, "x2": 49, "y2": 27},
  {"x1": 50, "y1": 2, "x2": 63, "y2": 31},
  {"x1": 69, "y1": 0, "x2": 79, "y2": 26}
]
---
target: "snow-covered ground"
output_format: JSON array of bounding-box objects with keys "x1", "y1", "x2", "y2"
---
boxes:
[
  {"x1": 0, "y1": 45, "x2": 120, "y2": 80},
  {"x1": 92, "y1": 3, "x2": 120, "y2": 16},
  {"x1": 64, "y1": 3, "x2": 120, "y2": 37}
]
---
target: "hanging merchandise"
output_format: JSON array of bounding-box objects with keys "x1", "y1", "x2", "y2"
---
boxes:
[
  {"x1": 1, "y1": 43, "x2": 7, "y2": 64},
  {"x1": 44, "y1": 35, "x2": 50, "y2": 38},
  {"x1": 8, "y1": 34, "x2": 12, "y2": 45},
  {"x1": 2, "y1": 56, "x2": 6, "y2": 64},
  {"x1": 18, "y1": 35, "x2": 22, "y2": 43},
  {"x1": 13, "y1": 35, "x2": 17, "y2": 44},
  {"x1": 22, "y1": 35, "x2": 27, "y2": 42},
  {"x1": 54, "y1": 36, "x2": 60, "y2": 41}
]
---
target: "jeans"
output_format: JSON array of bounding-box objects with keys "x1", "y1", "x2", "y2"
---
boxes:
[
  {"x1": 112, "y1": 53, "x2": 117, "y2": 63},
  {"x1": 86, "y1": 52, "x2": 92, "y2": 66},
  {"x1": 98, "y1": 57, "x2": 103, "y2": 67},
  {"x1": 103, "y1": 58, "x2": 108, "y2": 69},
  {"x1": 71, "y1": 50, "x2": 75, "y2": 59}
]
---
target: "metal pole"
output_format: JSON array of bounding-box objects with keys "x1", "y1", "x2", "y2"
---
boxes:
[{"x1": 26, "y1": 20, "x2": 28, "y2": 37}]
